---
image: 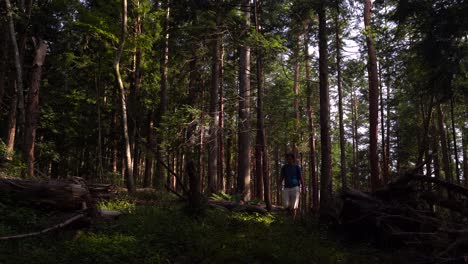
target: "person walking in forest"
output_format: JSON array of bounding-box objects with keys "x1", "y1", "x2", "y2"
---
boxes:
[{"x1": 280, "y1": 153, "x2": 304, "y2": 220}]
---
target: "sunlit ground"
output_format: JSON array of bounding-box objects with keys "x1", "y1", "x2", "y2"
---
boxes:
[{"x1": 0, "y1": 191, "x2": 408, "y2": 264}]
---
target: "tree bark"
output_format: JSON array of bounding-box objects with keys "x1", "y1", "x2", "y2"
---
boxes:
[
  {"x1": 385, "y1": 74, "x2": 391, "y2": 181},
  {"x1": 450, "y1": 98, "x2": 461, "y2": 184},
  {"x1": 5, "y1": 0, "x2": 25, "y2": 136},
  {"x1": 237, "y1": 0, "x2": 251, "y2": 202},
  {"x1": 318, "y1": 1, "x2": 333, "y2": 218},
  {"x1": 437, "y1": 104, "x2": 452, "y2": 182},
  {"x1": 143, "y1": 111, "x2": 154, "y2": 187},
  {"x1": 462, "y1": 120, "x2": 468, "y2": 187},
  {"x1": 292, "y1": 38, "x2": 300, "y2": 158},
  {"x1": 155, "y1": 0, "x2": 171, "y2": 190},
  {"x1": 351, "y1": 86, "x2": 359, "y2": 188},
  {"x1": 304, "y1": 33, "x2": 318, "y2": 212},
  {"x1": 364, "y1": 0, "x2": 381, "y2": 191},
  {"x1": 378, "y1": 65, "x2": 387, "y2": 184},
  {"x1": 254, "y1": 0, "x2": 270, "y2": 211},
  {"x1": 23, "y1": 39, "x2": 47, "y2": 178},
  {"x1": 0, "y1": 26, "x2": 7, "y2": 115},
  {"x1": 218, "y1": 35, "x2": 225, "y2": 193},
  {"x1": 113, "y1": 0, "x2": 135, "y2": 192},
  {"x1": 335, "y1": 2, "x2": 347, "y2": 190},
  {"x1": 208, "y1": 8, "x2": 222, "y2": 194}
]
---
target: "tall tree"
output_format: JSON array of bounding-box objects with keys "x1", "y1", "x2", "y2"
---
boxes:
[
  {"x1": 364, "y1": 0, "x2": 381, "y2": 191},
  {"x1": 4, "y1": 0, "x2": 24, "y2": 160},
  {"x1": 237, "y1": 0, "x2": 252, "y2": 201},
  {"x1": 335, "y1": 0, "x2": 346, "y2": 190},
  {"x1": 155, "y1": 0, "x2": 171, "y2": 189},
  {"x1": 304, "y1": 30, "x2": 318, "y2": 212},
  {"x1": 208, "y1": 5, "x2": 222, "y2": 194},
  {"x1": 253, "y1": 0, "x2": 271, "y2": 210},
  {"x1": 317, "y1": 0, "x2": 333, "y2": 219},
  {"x1": 113, "y1": 0, "x2": 135, "y2": 192}
]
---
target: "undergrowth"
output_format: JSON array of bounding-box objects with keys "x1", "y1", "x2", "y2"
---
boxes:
[{"x1": 0, "y1": 192, "x2": 406, "y2": 264}]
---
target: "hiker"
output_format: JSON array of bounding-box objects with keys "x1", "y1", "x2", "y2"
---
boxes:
[{"x1": 280, "y1": 153, "x2": 304, "y2": 220}]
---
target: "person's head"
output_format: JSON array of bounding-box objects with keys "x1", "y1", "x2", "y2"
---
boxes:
[{"x1": 285, "y1": 153, "x2": 295, "y2": 164}]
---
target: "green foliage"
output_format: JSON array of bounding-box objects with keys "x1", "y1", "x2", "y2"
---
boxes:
[
  {"x1": 98, "y1": 199, "x2": 136, "y2": 214},
  {"x1": 0, "y1": 139, "x2": 6, "y2": 159},
  {"x1": 0, "y1": 193, "x2": 403, "y2": 264}
]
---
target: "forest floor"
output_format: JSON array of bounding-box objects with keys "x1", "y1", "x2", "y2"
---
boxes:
[{"x1": 0, "y1": 191, "x2": 414, "y2": 264}]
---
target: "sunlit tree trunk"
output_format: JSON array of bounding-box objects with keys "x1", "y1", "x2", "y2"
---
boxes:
[
  {"x1": 113, "y1": 0, "x2": 135, "y2": 192},
  {"x1": 462, "y1": 121, "x2": 468, "y2": 186},
  {"x1": 237, "y1": 0, "x2": 251, "y2": 201},
  {"x1": 304, "y1": 33, "x2": 318, "y2": 212},
  {"x1": 364, "y1": 0, "x2": 381, "y2": 191},
  {"x1": 450, "y1": 98, "x2": 461, "y2": 184}
]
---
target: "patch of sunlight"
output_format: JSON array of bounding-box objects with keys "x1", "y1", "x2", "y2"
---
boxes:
[
  {"x1": 230, "y1": 212, "x2": 276, "y2": 225},
  {"x1": 98, "y1": 199, "x2": 136, "y2": 214}
]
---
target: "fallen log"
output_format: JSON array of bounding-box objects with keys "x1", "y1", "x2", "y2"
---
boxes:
[
  {"x1": 0, "y1": 177, "x2": 97, "y2": 216},
  {"x1": 340, "y1": 173, "x2": 468, "y2": 262}
]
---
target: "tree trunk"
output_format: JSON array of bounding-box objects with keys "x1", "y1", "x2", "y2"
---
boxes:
[
  {"x1": 0, "y1": 26, "x2": 7, "y2": 115},
  {"x1": 254, "y1": 0, "x2": 270, "y2": 210},
  {"x1": 437, "y1": 104, "x2": 452, "y2": 182},
  {"x1": 113, "y1": 0, "x2": 135, "y2": 192},
  {"x1": 462, "y1": 121, "x2": 467, "y2": 187},
  {"x1": 225, "y1": 133, "x2": 232, "y2": 194},
  {"x1": 155, "y1": 0, "x2": 170, "y2": 190},
  {"x1": 293, "y1": 38, "x2": 300, "y2": 157},
  {"x1": 237, "y1": 0, "x2": 251, "y2": 202},
  {"x1": 187, "y1": 54, "x2": 202, "y2": 210},
  {"x1": 318, "y1": 1, "x2": 333, "y2": 218},
  {"x1": 431, "y1": 120, "x2": 441, "y2": 179},
  {"x1": 378, "y1": 64, "x2": 387, "y2": 184},
  {"x1": 23, "y1": 39, "x2": 47, "y2": 178},
  {"x1": 364, "y1": 0, "x2": 381, "y2": 191},
  {"x1": 143, "y1": 111, "x2": 154, "y2": 187},
  {"x1": 351, "y1": 86, "x2": 359, "y2": 188},
  {"x1": 304, "y1": 33, "x2": 318, "y2": 212},
  {"x1": 5, "y1": 0, "x2": 25, "y2": 135},
  {"x1": 218, "y1": 36, "x2": 225, "y2": 193},
  {"x1": 335, "y1": 2, "x2": 347, "y2": 190},
  {"x1": 385, "y1": 74, "x2": 391, "y2": 181},
  {"x1": 450, "y1": 98, "x2": 461, "y2": 184},
  {"x1": 6, "y1": 80, "x2": 18, "y2": 161},
  {"x1": 208, "y1": 9, "x2": 222, "y2": 194}
]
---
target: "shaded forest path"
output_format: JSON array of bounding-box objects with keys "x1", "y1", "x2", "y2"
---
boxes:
[{"x1": 1, "y1": 191, "x2": 408, "y2": 264}]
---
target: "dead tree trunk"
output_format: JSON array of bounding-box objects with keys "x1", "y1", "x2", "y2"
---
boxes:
[{"x1": 23, "y1": 39, "x2": 48, "y2": 178}]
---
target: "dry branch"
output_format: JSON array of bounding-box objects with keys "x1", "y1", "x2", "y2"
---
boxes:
[{"x1": 0, "y1": 213, "x2": 85, "y2": 240}]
